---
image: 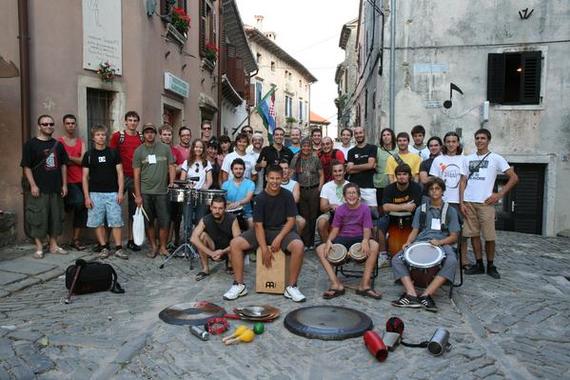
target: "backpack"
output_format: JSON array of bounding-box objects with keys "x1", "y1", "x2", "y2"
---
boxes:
[
  {"x1": 118, "y1": 130, "x2": 144, "y2": 144},
  {"x1": 418, "y1": 202, "x2": 450, "y2": 232},
  {"x1": 65, "y1": 259, "x2": 124, "y2": 295}
]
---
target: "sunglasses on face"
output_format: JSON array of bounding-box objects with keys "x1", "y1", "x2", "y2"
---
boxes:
[
  {"x1": 202, "y1": 127, "x2": 212, "y2": 130},
  {"x1": 40, "y1": 122, "x2": 55, "y2": 127}
]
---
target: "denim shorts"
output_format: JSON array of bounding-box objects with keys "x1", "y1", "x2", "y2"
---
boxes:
[{"x1": 87, "y1": 192, "x2": 124, "y2": 228}]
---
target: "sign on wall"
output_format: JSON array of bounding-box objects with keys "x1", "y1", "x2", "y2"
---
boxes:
[
  {"x1": 164, "y1": 72, "x2": 190, "y2": 98},
  {"x1": 83, "y1": 0, "x2": 122, "y2": 74}
]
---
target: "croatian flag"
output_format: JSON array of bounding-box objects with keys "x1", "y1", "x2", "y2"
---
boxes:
[{"x1": 257, "y1": 86, "x2": 277, "y2": 138}]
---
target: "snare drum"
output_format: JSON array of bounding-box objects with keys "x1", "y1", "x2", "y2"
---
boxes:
[
  {"x1": 326, "y1": 244, "x2": 348, "y2": 265},
  {"x1": 169, "y1": 188, "x2": 188, "y2": 203},
  {"x1": 198, "y1": 189, "x2": 227, "y2": 207},
  {"x1": 387, "y1": 211, "x2": 413, "y2": 256},
  {"x1": 403, "y1": 242, "x2": 445, "y2": 288},
  {"x1": 348, "y1": 242, "x2": 367, "y2": 263}
]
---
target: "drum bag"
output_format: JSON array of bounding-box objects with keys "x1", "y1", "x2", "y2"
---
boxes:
[{"x1": 65, "y1": 259, "x2": 124, "y2": 295}]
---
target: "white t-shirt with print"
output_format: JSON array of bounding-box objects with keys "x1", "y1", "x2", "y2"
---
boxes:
[
  {"x1": 320, "y1": 180, "x2": 349, "y2": 206},
  {"x1": 180, "y1": 160, "x2": 212, "y2": 190},
  {"x1": 461, "y1": 152, "x2": 510, "y2": 203},
  {"x1": 429, "y1": 154, "x2": 465, "y2": 204},
  {"x1": 221, "y1": 151, "x2": 256, "y2": 181}
]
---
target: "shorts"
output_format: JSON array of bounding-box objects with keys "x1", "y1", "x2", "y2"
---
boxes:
[
  {"x1": 462, "y1": 202, "x2": 496, "y2": 240},
  {"x1": 142, "y1": 193, "x2": 171, "y2": 229},
  {"x1": 377, "y1": 215, "x2": 390, "y2": 233},
  {"x1": 448, "y1": 203, "x2": 464, "y2": 225},
  {"x1": 360, "y1": 188, "x2": 377, "y2": 207},
  {"x1": 87, "y1": 192, "x2": 124, "y2": 228},
  {"x1": 24, "y1": 192, "x2": 64, "y2": 239},
  {"x1": 201, "y1": 232, "x2": 230, "y2": 252},
  {"x1": 240, "y1": 228, "x2": 302, "y2": 252},
  {"x1": 332, "y1": 236, "x2": 363, "y2": 250},
  {"x1": 391, "y1": 244, "x2": 457, "y2": 282},
  {"x1": 316, "y1": 211, "x2": 332, "y2": 225}
]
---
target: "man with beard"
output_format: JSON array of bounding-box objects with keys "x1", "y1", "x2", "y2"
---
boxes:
[
  {"x1": 249, "y1": 133, "x2": 265, "y2": 196},
  {"x1": 222, "y1": 158, "x2": 255, "y2": 229},
  {"x1": 318, "y1": 136, "x2": 345, "y2": 182},
  {"x1": 224, "y1": 165, "x2": 306, "y2": 302},
  {"x1": 255, "y1": 127, "x2": 294, "y2": 183},
  {"x1": 386, "y1": 132, "x2": 421, "y2": 183},
  {"x1": 311, "y1": 128, "x2": 323, "y2": 153},
  {"x1": 288, "y1": 127, "x2": 302, "y2": 154},
  {"x1": 173, "y1": 126, "x2": 192, "y2": 171},
  {"x1": 346, "y1": 126, "x2": 377, "y2": 211},
  {"x1": 21, "y1": 115, "x2": 69, "y2": 258},
  {"x1": 318, "y1": 160, "x2": 349, "y2": 243},
  {"x1": 190, "y1": 195, "x2": 241, "y2": 281}
]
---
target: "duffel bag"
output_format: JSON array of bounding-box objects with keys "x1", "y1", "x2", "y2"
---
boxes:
[{"x1": 65, "y1": 259, "x2": 124, "y2": 295}]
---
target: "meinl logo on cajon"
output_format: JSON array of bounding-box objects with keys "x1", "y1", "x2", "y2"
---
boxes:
[{"x1": 256, "y1": 248, "x2": 290, "y2": 294}]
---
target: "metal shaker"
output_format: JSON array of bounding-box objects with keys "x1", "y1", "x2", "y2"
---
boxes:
[
  {"x1": 189, "y1": 325, "x2": 210, "y2": 341},
  {"x1": 427, "y1": 327, "x2": 451, "y2": 356}
]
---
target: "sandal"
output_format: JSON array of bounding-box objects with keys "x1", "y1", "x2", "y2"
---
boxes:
[
  {"x1": 356, "y1": 288, "x2": 383, "y2": 300},
  {"x1": 70, "y1": 240, "x2": 86, "y2": 251},
  {"x1": 322, "y1": 288, "x2": 345, "y2": 300},
  {"x1": 50, "y1": 247, "x2": 68, "y2": 255},
  {"x1": 195, "y1": 271, "x2": 210, "y2": 281},
  {"x1": 146, "y1": 250, "x2": 158, "y2": 259},
  {"x1": 33, "y1": 250, "x2": 44, "y2": 259}
]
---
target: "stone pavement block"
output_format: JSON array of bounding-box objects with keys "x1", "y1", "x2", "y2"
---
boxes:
[
  {"x1": 3, "y1": 277, "x2": 41, "y2": 295},
  {"x1": 0, "y1": 271, "x2": 27, "y2": 286},
  {"x1": 13, "y1": 341, "x2": 55, "y2": 374},
  {"x1": 2, "y1": 356, "x2": 35, "y2": 380},
  {"x1": 0, "y1": 337, "x2": 15, "y2": 358},
  {"x1": 7, "y1": 330, "x2": 42, "y2": 342},
  {"x1": 0, "y1": 259, "x2": 56, "y2": 275}
]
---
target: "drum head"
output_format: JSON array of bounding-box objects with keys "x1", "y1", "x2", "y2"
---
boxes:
[
  {"x1": 158, "y1": 301, "x2": 226, "y2": 326},
  {"x1": 404, "y1": 242, "x2": 444, "y2": 268},
  {"x1": 327, "y1": 244, "x2": 347, "y2": 264},
  {"x1": 226, "y1": 206, "x2": 243, "y2": 213},
  {"x1": 348, "y1": 242, "x2": 365, "y2": 261},
  {"x1": 284, "y1": 306, "x2": 373, "y2": 340}
]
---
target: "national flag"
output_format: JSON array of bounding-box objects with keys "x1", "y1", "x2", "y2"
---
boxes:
[{"x1": 256, "y1": 86, "x2": 277, "y2": 139}]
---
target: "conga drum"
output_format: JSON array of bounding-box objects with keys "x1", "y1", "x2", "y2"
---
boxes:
[
  {"x1": 387, "y1": 211, "x2": 413, "y2": 256},
  {"x1": 403, "y1": 242, "x2": 445, "y2": 288}
]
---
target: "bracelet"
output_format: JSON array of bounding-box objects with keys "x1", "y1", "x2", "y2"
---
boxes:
[{"x1": 206, "y1": 317, "x2": 229, "y2": 335}]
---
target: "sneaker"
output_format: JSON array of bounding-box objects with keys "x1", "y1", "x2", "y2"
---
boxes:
[
  {"x1": 418, "y1": 295, "x2": 438, "y2": 312},
  {"x1": 93, "y1": 243, "x2": 104, "y2": 253},
  {"x1": 97, "y1": 248, "x2": 110, "y2": 259},
  {"x1": 284, "y1": 286, "x2": 306, "y2": 302},
  {"x1": 127, "y1": 240, "x2": 141, "y2": 252},
  {"x1": 223, "y1": 283, "x2": 248, "y2": 300},
  {"x1": 114, "y1": 248, "x2": 129, "y2": 260},
  {"x1": 464, "y1": 264, "x2": 485, "y2": 275},
  {"x1": 391, "y1": 293, "x2": 421, "y2": 308},
  {"x1": 487, "y1": 265, "x2": 501, "y2": 279}
]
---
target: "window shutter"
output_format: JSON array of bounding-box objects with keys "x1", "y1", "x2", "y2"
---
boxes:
[
  {"x1": 487, "y1": 53, "x2": 505, "y2": 104},
  {"x1": 520, "y1": 51, "x2": 541, "y2": 105},
  {"x1": 199, "y1": 0, "x2": 206, "y2": 56}
]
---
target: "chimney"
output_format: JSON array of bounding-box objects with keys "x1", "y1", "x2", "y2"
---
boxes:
[
  {"x1": 265, "y1": 31, "x2": 277, "y2": 41},
  {"x1": 254, "y1": 15, "x2": 264, "y2": 31}
]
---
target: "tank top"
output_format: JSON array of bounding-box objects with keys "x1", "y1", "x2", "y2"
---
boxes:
[
  {"x1": 203, "y1": 213, "x2": 236, "y2": 249},
  {"x1": 58, "y1": 137, "x2": 83, "y2": 184}
]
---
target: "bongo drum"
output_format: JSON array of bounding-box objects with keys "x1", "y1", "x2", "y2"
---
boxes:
[
  {"x1": 169, "y1": 188, "x2": 188, "y2": 203},
  {"x1": 403, "y1": 242, "x2": 445, "y2": 288},
  {"x1": 348, "y1": 242, "x2": 367, "y2": 263},
  {"x1": 387, "y1": 211, "x2": 413, "y2": 256},
  {"x1": 326, "y1": 244, "x2": 348, "y2": 265}
]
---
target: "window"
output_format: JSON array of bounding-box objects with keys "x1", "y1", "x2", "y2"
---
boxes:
[
  {"x1": 298, "y1": 80, "x2": 302, "y2": 88},
  {"x1": 299, "y1": 100, "x2": 303, "y2": 121},
  {"x1": 284, "y1": 69, "x2": 289, "y2": 78},
  {"x1": 255, "y1": 82, "x2": 263, "y2": 105},
  {"x1": 199, "y1": 0, "x2": 216, "y2": 57},
  {"x1": 487, "y1": 51, "x2": 542, "y2": 105},
  {"x1": 86, "y1": 88, "x2": 114, "y2": 149},
  {"x1": 285, "y1": 96, "x2": 292, "y2": 118},
  {"x1": 271, "y1": 61, "x2": 276, "y2": 71},
  {"x1": 256, "y1": 53, "x2": 262, "y2": 64},
  {"x1": 160, "y1": 0, "x2": 187, "y2": 14}
]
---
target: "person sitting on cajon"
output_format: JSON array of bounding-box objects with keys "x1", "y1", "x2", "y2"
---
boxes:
[
  {"x1": 391, "y1": 177, "x2": 459, "y2": 312},
  {"x1": 190, "y1": 195, "x2": 241, "y2": 281},
  {"x1": 223, "y1": 165, "x2": 306, "y2": 302},
  {"x1": 316, "y1": 183, "x2": 382, "y2": 299}
]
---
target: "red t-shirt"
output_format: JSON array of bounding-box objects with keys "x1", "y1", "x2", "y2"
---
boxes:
[
  {"x1": 172, "y1": 144, "x2": 190, "y2": 165},
  {"x1": 58, "y1": 137, "x2": 83, "y2": 184},
  {"x1": 109, "y1": 131, "x2": 142, "y2": 177},
  {"x1": 319, "y1": 149, "x2": 345, "y2": 182}
]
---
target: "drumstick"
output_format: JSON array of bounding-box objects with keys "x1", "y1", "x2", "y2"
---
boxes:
[
  {"x1": 222, "y1": 325, "x2": 248, "y2": 343},
  {"x1": 224, "y1": 329, "x2": 255, "y2": 345},
  {"x1": 132, "y1": 193, "x2": 150, "y2": 221}
]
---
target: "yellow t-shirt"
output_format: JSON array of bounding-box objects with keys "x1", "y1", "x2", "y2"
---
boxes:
[{"x1": 385, "y1": 152, "x2": 422, "y2": 177}]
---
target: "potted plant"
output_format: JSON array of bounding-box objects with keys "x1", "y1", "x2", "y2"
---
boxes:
[
  {"x1": 96, "y1": 62, "x2": 117, "y2": 82},
  {"x1": 171, "y1": 6, "x2": 191, "y2": 36},
  {"x1": 204, "y1": 42, "x2": 218, "y2": 63}
]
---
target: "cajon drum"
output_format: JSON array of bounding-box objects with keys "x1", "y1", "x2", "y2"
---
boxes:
[{"x1": 255, "y1": 248, "x2": 290, "y2": 294}]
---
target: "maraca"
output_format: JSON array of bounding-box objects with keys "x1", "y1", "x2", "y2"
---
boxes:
[
  {"x1": 224, "y1": 328, "x2": 255, "y2": 345},
  {"x1": 222, "y1": 325, "x2": 248, "y2": 344}
]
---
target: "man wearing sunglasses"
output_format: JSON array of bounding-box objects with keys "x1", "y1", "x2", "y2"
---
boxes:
[
  {"x1": 200, "y1": 120, "x2": 213, "y2": 144},
  {"x1": 21, "y1": 115, "x2": 70, "y2": 259}
]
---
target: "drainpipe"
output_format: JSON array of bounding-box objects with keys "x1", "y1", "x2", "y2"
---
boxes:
[
  {"x1": 18, "y1": 0, "x2": 31, "y2": 142},
  {"x1": 216, "y1": 0, "x2": 223, "y2": 136},
  {"x1": 389, "y1": 0, "x2": 396, "y2": 131}
]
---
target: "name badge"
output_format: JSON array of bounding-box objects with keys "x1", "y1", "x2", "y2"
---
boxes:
[
  {"x1": 431, "y1": 218, "x2": 441, "y2": 231},
  {"x1": 148, "y1": 154, "x2": 157, "y2": 164}
]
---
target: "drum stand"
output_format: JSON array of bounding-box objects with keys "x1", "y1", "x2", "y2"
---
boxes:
[{"x1": 159, "y1": 199, "x2": 198, "y2": 270}]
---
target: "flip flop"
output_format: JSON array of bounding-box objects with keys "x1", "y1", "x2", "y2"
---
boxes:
[
  {"x1": 356, "y1": 288, "x2": 383, "y2": 300},
  {"x1": 146, "y1": 250, "x2": 158, "y2": 259},
  {"x1": 195, "y1": 271, "x2": 210, "y2": 281},
  {"x1": 33, "y1": 250, "x2": 44, "y2": 259},
  {"x1": 322, "y1": 288, "x2": 345, "y2": 300},
  {"x1": 70, "y1": 240, "x2": 86, "y2": 251}
]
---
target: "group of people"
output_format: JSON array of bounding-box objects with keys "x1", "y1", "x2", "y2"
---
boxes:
[{"x1": 21, "y1": 113, "x2": 518, "y2": 311}]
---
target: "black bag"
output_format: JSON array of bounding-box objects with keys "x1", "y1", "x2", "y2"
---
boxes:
[{"x1": 65, "y1": 259, "x2": 124, "y2": 295}]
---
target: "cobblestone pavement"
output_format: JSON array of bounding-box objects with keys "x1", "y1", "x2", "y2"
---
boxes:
[{"x1": 0, "y1": 231, "x2": 568, "y2": 379}]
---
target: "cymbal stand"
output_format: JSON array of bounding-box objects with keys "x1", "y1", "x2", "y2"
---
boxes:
[{"x1": 160, "y1": 195, "x2": 198, "y2": 270}]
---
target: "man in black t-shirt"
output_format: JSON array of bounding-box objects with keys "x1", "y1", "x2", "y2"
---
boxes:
[
  {"x1": 347, "y1": 126, "x2": 378, "y2": 210},
  {"x1": 190, "y1": 195, "x2": 241, "y2": 281},
  {"x1": 20, "y1": 114, "x2": 69, "y2": 259},
  {"x1": 223, "y1": 165, "x2": 306, "y2": 302},
  {"x1": 255, "y1": 127, "x2": 293, "y2": 185},
  {"x1": 82, "y1": 125, "x2": 127, "y2": 259}
]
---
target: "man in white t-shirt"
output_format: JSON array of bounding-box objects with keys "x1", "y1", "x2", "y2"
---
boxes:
[
  {"x1": 221, "y1": 133, "x2": 257, "y2": 182},
  {"x1": 459, "y1": 129, "x2": 518, "y2": 279},
  {"x1": 338, "y1": 127, "x2": 354, "y2": 160},
  {"x1": 430, "y1": 131, "x2": 467, "y2": 268},
  {"x1": 408, "y1": 125, "x2": 430, "y2": 161},
  {"x1": 317, "y1": 161, "x2": 349, "y2": 242}
]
